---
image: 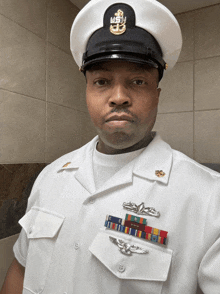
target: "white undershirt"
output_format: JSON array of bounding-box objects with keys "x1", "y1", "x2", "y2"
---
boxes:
[{"x1": 93, "y1": 144, "x2": 145, "y2": 190}]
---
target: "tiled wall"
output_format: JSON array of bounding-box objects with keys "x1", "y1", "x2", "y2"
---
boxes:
[
  {"x1": 0, "y1": 0, "x2": 97, "y2": 165},
  {"x1": 154, "y1": 4, "x2": 220, "y2": 164}
]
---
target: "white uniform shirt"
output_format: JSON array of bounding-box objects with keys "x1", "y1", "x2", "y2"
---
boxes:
[{"x1": 13, "y1": 134, "x2": 220, "y2": 294}]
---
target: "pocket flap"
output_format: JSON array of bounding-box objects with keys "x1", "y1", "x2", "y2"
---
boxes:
[
  {"x1": 89, "y1": 230, "x2": 172, "y2": 281},
  {"x1": 19, "y1": 206, "x2": 65, "y2": 239}
]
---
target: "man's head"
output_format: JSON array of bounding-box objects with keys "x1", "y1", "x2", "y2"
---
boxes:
[{"x1": 70, "y1": 0, "x2": 182, "y2": 153}]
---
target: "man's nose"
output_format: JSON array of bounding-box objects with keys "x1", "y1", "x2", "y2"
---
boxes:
[{"x1": 108, "y1": 84, "x2": 131, "y2": 107}]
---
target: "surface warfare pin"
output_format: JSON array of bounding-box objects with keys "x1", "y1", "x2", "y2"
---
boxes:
[
  {"x1": 110, "y1": 9, "x2": 127, "y2": 35},
  {"x1": 123, "y1": 202, "x2": 160, "y2": 217}
]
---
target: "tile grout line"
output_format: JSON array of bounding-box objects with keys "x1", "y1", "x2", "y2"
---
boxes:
[
  {"x1": 177, "y1": 54, "x2": 220, "y2": 65},
  {"x1": 0, "y1": 12, "x2": 46, "y2": 41},
  {"x1": 1, "y1": 162, "x2": 48, "y2": 165},
  {"x1": 193, "y1": 11, "x2": 196, "y2": 161},
  {"x1": 0, "y1": 87, "x2": 89, "y2": 113},
  {"x1": 47, "y1": 41, "x2": 73, "y2": 57},
  {"x1": 175, "y1": 2, "x2": 220, "y2": 17},
  {"x1": 45, "y1": 1, "x2": 49, "y2": 164},
  {"x1": 0, "y1": 12, "x2": 72, "y2": 57},
  {"x1": 194, "y1": 109, "x2": 220, "y2": 113},
  {"x1": 0, "y1": 88, "x2": 46, "y2": 102},
  {"x1": 157, "y1": 108, "x2": 220, "y2": 115}
]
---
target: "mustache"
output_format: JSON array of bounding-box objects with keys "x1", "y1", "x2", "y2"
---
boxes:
[
  {"x1": 109, "y1": 108, "x2": 137, "y2": 117},
  {"x1": 110, "y1": 108, "x2": 130, "y2": 114}
]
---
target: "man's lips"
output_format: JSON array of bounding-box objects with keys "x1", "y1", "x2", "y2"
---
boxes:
[
  {"x1": 105, "y1": 114, "x2": 135, "y2": 129},
  {"x1": 105, "y1": 114, "x2": 134, "y2": 122}
]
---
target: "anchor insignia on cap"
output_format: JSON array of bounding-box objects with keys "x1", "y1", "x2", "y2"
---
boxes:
[{"x1": 110, "y1": 9, "x2": 126, "y2": 35}]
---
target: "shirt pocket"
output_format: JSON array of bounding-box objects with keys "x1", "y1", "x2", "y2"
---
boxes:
[
  {"x1": 19, "y1": 206, "x2": 65, "y2": 294},
  {"x1": 89, "y1": 230, "x2": 172, "y2": 294}
]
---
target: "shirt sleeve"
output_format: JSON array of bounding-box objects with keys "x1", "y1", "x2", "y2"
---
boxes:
[
  {"x1": 13, "y1": 228, "x2": 29, "y2": 267},
  {"x1": 13, "y1": 164, "x2": 51, "y2": 267},
  {"x1": 198, "y1": 177, "x2": 220, "y2": 293}
]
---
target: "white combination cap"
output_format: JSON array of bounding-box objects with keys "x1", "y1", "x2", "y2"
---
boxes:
[{"x1": 70, "y1": 0, "x2": 182, "y2": 80}]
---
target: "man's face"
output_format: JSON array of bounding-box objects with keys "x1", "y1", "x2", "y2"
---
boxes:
[{"x1": 86, "y1": 61, "x2": 161, "y2": 154}]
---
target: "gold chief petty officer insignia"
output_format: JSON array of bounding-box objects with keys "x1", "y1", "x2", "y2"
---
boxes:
[{"x1": 110, "y1": 9, "x2": 127, "y2": 35}]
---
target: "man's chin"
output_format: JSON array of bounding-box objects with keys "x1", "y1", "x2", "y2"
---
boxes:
[
  {"x1": 96, "y1": 128, "x2": 154, "y2": 154},
  {"x1": 96, "y1": 131, "x2": 135, "y2": 153}
]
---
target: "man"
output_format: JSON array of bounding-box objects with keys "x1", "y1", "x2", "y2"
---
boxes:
[{"x1": 1, "y1": 0, "x2": 220, "y2": 293}]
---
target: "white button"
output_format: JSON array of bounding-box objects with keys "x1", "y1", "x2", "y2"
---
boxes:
[
  {"x1": 118, "y1": 264, "x2": 125, "y2": 273},
  {"x1": 74, "y1": 243, "x2": 79, "y2": 250}
]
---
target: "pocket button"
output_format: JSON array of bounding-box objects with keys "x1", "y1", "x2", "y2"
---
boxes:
[
  {"x1": 74, "y1": 243, "x2": 80, "y2": 250},
  {"x1": 118, "y1": 264, "x2": 126, "y2": 273}
]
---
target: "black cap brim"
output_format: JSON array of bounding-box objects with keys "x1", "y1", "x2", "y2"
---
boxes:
[{"x1": 82, "y1": 53, "x2": 159, "y2": 71}]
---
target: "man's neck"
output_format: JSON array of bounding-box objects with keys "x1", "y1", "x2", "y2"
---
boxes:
[{"x1": 96, "y1": 133, "x2": 155, "y2": 155}]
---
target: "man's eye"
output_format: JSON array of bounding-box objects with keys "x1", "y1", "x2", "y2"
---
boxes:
[
  {"x1": 133, "y1": 80, "x2": 145, "y2": 85},
  {"x1": 95, "y1": 79, "x2": 108, "y2": 86}
]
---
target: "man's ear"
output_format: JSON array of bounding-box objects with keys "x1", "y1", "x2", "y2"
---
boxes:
[
  {"x1": 84, "y1": 71, "x2": 87, "y2": 83},
  {"x1": 157, "y1": 87, "x2": 161, "y2": 103}
]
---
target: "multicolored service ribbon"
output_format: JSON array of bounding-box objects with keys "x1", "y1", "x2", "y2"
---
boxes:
[
  {"x1": 125, "y1": 214, "x2": 147, "y2": 225},
  {"x1": 104, "y1": 220, "x2": 167, "y2": 245}
]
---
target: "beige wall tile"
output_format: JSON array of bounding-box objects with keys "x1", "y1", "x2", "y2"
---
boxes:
[
  {"x1": 0, "y1": 15, "x2": 46, "y2": 100},
  {"x1": 47, "y1": 44, "x2": 86, "y2": 111},
  {"x1": 195, "y1": 5, "x2": 220, "y2": 59},
  {"x1": 0, "y1": 234, "x2": 19, "y2": 289},
  {"x1": 153, "y1": 112, "x2": 193, "y2": 158},
  {"x1": 158, "y1": 62, "x2": 193, "y2": 113},
  {"x1": 0, "y1": 90, "x2": 46, "y2": 164},
  {"x1": 195, "y1": 57, "x2": 220, "y2": 111},
  {"x1": 195, "y1": 110, "x2": 220, "y2": 163},
  {"x1": 176, "y1": 12, "x2": 194, "y2": 63},
  {"x1": 47, "y1": 0, "x2": 79, "y2": 54},
  {"x1": 0, "y1": 0, "x2": 47, "y2": 39},
  {"x1": 46, "y1": 103, "x2": 82, "y2": 162},
  {"x1": 80, "y1": 112, "x2": 97, "y2": 146}
]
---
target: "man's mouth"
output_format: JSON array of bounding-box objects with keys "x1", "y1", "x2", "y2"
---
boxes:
[
  {"x1": 105, "y1": 114, "x2": 134, "y2": 128},
  {"x1": 105, "y1": 114, "x2": 134, "y2": 122}
]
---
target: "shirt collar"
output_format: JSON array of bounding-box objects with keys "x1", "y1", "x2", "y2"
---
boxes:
[
  {"x1": 57, "y1": 134, "x2": 173, "y2": 185},
  {"x1": 57, "y1": 136, "x2": 99, "y2": 171},
  {"x1": 133, "y1": 134, "x2": 173, "y2": 184}
]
